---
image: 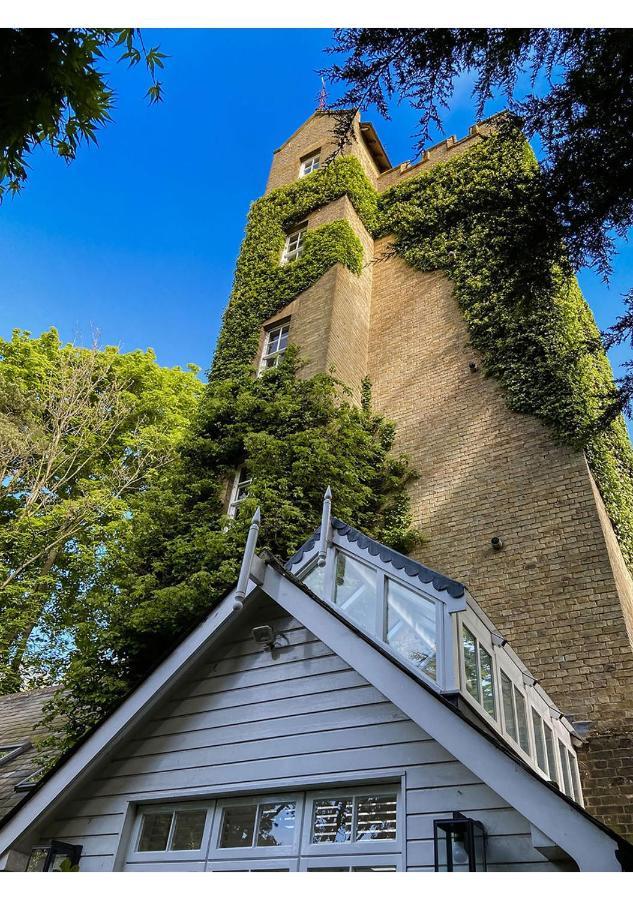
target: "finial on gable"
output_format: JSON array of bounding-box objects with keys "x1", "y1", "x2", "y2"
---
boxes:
[
  {"x1": 233, "y1": 507, "x2": 261, "y2": 611},
  {"x1": 318, "y1": 486, "x2": 332, "y2": 567}
]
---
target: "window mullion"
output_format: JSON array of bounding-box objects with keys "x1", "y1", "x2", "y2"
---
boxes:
[{"x1": 377, "y1": 573, "x2": 387, "y2": 641}]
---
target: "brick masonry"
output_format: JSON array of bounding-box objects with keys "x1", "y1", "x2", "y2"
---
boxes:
[{"x1": 256, "y1": 112, "x2": 633, "y2": 839}]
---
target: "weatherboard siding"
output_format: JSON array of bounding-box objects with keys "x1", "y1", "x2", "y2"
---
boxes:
[{"x1": 33, "y1": 602, "x2": 562, "y2": 871}]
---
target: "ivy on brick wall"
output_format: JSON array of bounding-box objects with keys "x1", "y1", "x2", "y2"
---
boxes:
[
  {"x1": 378, "y1": 126, "x2": 633, "y2": 567},
  {"x1": 214, "y1": 123, "x2": 633, "y2": 567}
]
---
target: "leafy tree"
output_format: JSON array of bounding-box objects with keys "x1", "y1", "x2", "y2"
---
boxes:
[
  {"x1": 40, "y1": 351, "x2": 419, "y2": 757},
  {"x1": 0, "y1": 328, "x2": 202, "y2": 694},
  {"x1": 0, "y1": 28, "x2": 166, "y2": 200},
  {"x1": 325, "y1": 28, "x2": 633, "y2": 416}
]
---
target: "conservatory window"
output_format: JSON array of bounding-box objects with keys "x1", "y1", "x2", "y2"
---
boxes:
[
  {"x1": 386, "y1": 578, "x2": 436, "y2": 677},
  {"x1": 259, "y1": 321, "x2": 290, "y2": 372},
  {"x1": 500, "y1": 671, "x2": 530, "y2": 754},
  {"x1": 299, "y1": 151, "x2": 321, "y2": 177},
  {"x1": 282, "y1": 224, "x2": 307, "y2": 263},
  {"x1": 558, "y1": 740, "x2": 574, "y2": 799},
  {"x1": 333, "y1": 553, "x2": 378, "y2": 634},
  {"x1": 461, "y1": 626, "x2": 496, "y2": 719},
  {"x1": 544, "y1": 722, "x2": 559, "y2": 787},
  {"x1": 569, "y1": 751, "x2": 582, "y2": 803},
  {"x1": 228, "y1": 467, "x2": 252, "y2": 519},
  {"x1": 310, "y1": 793, "x2": 397, "y2": 844},
  {"x1": 531, "y1": 709, "x2": 549, "y2": 775}
]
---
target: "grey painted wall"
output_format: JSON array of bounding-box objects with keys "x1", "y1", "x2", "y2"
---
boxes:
[{"x1": 31, "y1": 599, "x2": 570, "y2": 872}]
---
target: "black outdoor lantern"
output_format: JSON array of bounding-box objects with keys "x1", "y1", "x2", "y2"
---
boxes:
[
  {"x1": 26, "y1": 840, "x2": 83, "y2": 872},
  {"x1": 433, "y1": 812, "x2": 487, "y2": 871}
]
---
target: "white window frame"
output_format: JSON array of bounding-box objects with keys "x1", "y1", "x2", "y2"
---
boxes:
[
  {"x1": 299, "y1": 150, "x2": 321, "y2": 177},
  {"x1": 499, "y1": 668, "x2": 531, "y2": 757},
  {"x1": 459, "y1": 620, "x2": 498, "y2": 726},
  {"x1": 127, "y1": 802, "x2": 214, "y2": 864},
  {"x1": 324, "y1": 549, "x2": 442, "y2": 688},
  {"x1": 208, "y1": 792, "x2": 303, "y2": 862},
  {"x1": 300, "y1": 785, "x2": 402, "y2": 860},
  {"x1": 227, "y1": 466, "x2": 252, "y2": 519},
  {"x1": 300, "y1": 855, "x2": 401, "y2": 871},
  {"x1": 281, "y1": 224, "x2": 307, "y2": 264},
  {"x1": 0, "y1": 743, "x2": 29, "y2": 767},
  {"x1": 258, "y1": 321, "x2": 290, "y2": 374}
]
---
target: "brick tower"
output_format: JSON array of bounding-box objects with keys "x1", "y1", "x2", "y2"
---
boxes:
[{"x1": 250, "y1": 110, "x2": 633, "y2": 839}]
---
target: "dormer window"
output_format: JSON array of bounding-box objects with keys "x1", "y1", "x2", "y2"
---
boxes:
[
  {"x1": 299, "y1": 151, "x2": 320, "y2": 177},
  {"x1": 282, "y1": 225, "x2": 307, "y2": 264},
  {"x1": 228, "y1": 467, "x2": 252, "y2": 519},
  {"x1": 259, "y1": 321, "x2": 290, "y2": 373}
]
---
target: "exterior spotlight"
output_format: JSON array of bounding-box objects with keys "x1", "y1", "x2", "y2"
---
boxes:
[
  {"x1": 251, "y1": 625, "x2": 275, "y2": 648},
  {"x1": 491, "y1": 536, "x2": 504, "y2": 551},
  {"x1": 468, "y1": 361, "x2": 479, "y2": 373}
]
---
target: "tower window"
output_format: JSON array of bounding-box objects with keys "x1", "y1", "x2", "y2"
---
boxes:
[
  {"x1": 282, "y1": 224, "x2": 307, "y2": 264},
  {"x1": 299, "y1": 151, "x2": 320, "y2": 177},
  {"x1": 259, "y1": 322, "x2": 290, "y2": 372},
  {"x1": 228, "y1": 466, "x2": 252, "y2": 519}
]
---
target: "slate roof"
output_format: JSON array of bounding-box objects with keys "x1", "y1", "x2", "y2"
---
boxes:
[
  {"x1": 0, "y1": 686, "x2": 57, "y2": 819},
  {"x1": 287, "y1": 517, "x2": 466, "y2": 599}
]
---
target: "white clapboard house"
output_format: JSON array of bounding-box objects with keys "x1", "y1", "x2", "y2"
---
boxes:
[{"x1": 1, "y1": 494, "x2": 632, "y2": 873}]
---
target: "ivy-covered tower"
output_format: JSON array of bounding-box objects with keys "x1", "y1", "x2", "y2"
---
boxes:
[{"x1": 225, "y1": 110, "x2": 633, "y2": 839}]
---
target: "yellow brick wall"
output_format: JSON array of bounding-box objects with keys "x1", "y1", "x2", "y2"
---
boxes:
[
  {"x1": 259, "y1": 112, "x2": 633, "y2": 839},
  {"x1": 368, "y1": 242, "x2": 633, "y2": 839}
]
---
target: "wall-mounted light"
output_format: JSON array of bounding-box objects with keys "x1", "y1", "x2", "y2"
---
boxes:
[
  {"x1": 251, "y1": 625, "x2": 288, "y2": 652},
  {"x1": 468, "y1": 361, "x2": 479, "y2": 373},
  {"x1": 491, "y1": 536, "x2": 504, "y2": 551},
  {"x1": 433, "y1": 813, "x2": 487, "y2": 872}
]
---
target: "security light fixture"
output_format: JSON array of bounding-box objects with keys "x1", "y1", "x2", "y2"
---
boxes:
[
  {"x1": 468, "y1": 361, "x2": 479, "y2": 373},
  {"x1": 491, "y1": 536, "x2": 504, "y2": 551},
  {"x1": 433, "y1": 813, "x2": 487, "y2": 871},
  {"x1": 251, "y1": 625, "x2": 275, "y2": 646}
]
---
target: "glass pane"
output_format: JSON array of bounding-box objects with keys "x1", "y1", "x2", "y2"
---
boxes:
[
  {"x1": 515, "y1": 688, "x2": 530, "y2": 754},
  {"x1": 479, "y1": 645, "x2": 496, "y2": 718},
  {"x1": 564, "y1": 748, "x2": 576, "y2": 801},
  {"x1": 386, "y1": 578, "x2": 436, "y2": 675},
  {"x1": 302, "y1": 563, "x2": 325, "y2": 599},
  {"x1": 569, "y1": 751, "x2": 582, "y2": 803},
  {"x1": 138, "y1": 812, "x2": 173, "y2": 852},
  {"x1": 256, "y1": 802, "x2": 296, "y2": 846},
  {"x1": 220, "y1": 805, "x2": 257, "y2": 848},
  {"x1": 501, "y1": 672, "x2": 517, "y2": 742},
  {"x1": 356, "y1": 795, "x2": 397, "y2": 841},
  {"x1": 26, "y1": 848, "x2": 48, "y2": 871},
  {"x1": 532, "y1": 710, "x2": 547, "y2": 773},
  {"x1": 544, "y1": 724, "x2": 559, "y2": 786},
  {"x1": 312, "y1": 797, "x2": 353, "y2": 843},
  {"x1": 48, "y1": 852, "x2": 74, "y2": 872},
  {"x1": 333, "y1": 553, "x2": 378, "y2": 634},
  {"x1": 170, "y1": 810, "x2": 206, "y2": 850},
  {"x1": 462, "y1": 626, "x2": 480, "y2": 702},
  {"x1": 558, "y1": 740, "x2": 572, "y2": 796}
]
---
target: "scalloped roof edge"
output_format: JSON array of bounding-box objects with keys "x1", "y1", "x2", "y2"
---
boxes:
[{"x1": 286, "y1": 517, "x2": 465, "y2": 599}]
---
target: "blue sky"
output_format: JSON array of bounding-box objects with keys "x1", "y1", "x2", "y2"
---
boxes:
[{"x1": 1, "y1": 28, "x2": 631, "y2": 391}]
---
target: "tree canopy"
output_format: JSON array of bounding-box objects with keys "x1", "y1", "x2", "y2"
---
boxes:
[
  {"x1": 0, "y1": 28, "x2": 166, "y2": 200},
  {"x1": 325, "y1": 28, "x2": 633, "y2": 415},
  {"x1": 0, "y1": 329, "x2": 202, "y2": 694}
]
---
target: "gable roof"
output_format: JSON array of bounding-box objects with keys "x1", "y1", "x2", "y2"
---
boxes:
[
  {"x1": 0, "y1": 687, "x2": 56, "y2": 820},
  {"x1": 0, "y1": 552, "x2": 630, "y2": 871}
]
